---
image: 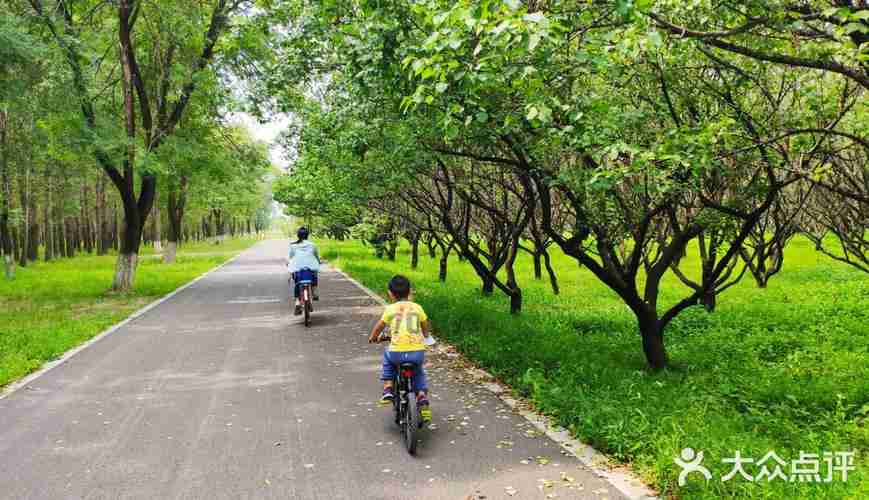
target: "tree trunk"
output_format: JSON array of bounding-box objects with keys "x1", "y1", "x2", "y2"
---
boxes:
[
  {"x1": 27, "y1": 215, "x2": 38, "y2": 261},
  {"x1": 0, "y1": 109, "x2": 12, "y2": 279},
  {"x1": 108, "y1": 169, "x2": 156, "y2": 290},
  {"x1": 81, "y1": 184, "x2": 93, "y2": 254},
  {"x1": 410, "y1": 236, "x2": 419, "y2": 269},
  {"x1": 43, "y1": 168, "x2": 53, "y2": 261},
  {"x1": 482, "y1": 276, "x2": 494, "y2": 296},
  {"x1": 165, "y1": 176, "x2": 187, "y2": 264},
  {"x1": 386, "y1": 239, "x2": 397, "y2": 261},
  {"x1": 112, "y1": 202, "x2": 120, "y2": 252},
  {"x1": 152, "y1": 201, "x2": 162, "y2": 252},
  {"x1": 438, "y1": 242, "x2": 453, "y2": 282},
  {"x1": 112, "y1": 203, "x2": 145, "y2": 292},
  {"x1": 27, "y1": 182, "x2": 37, "y2": 261},
  {"x1": 1, "y1": 244, "x2": 12, "y2": 279},
  {"x1": 638, "y1": 315, "x2": 668, "y2": 371},
  {"x1": 17, "y1": 164, "x2": 29, "y2": 267},
  {"x1": 11, "y1": 226, "x2": 21, "y2": 265},
  {"x1": 509, "y1": 289, "x2": 522, "y2": 315},
  {"x1": 95, "y1": 174, "x2": 109, "y2": 255},
  {"x1": 533, "y1": 252, "x2": 542, "y2": 279},
  {"x1": 56, "y1": 177, "x2": 68, "y2": 257},
  {"x1": 438, "y1": 254, "x2": 448, "y2": 282},
  {"x1": 542, "y1": 249, "x2": 559, "y2": 295},
  {"x1": 702, "y1": 289, "x2": 716, "y2": 312},
  {"x1": 212, "y1": 209, "x2": 224, "y2": 244},
  {"x1": 506, "y1": 239, "x2": 522, "y2": 314},
  {"x1": 755, "y1": 274, "x2": 769, "y2": 289},
  {"x1": 1, "y1": 227, "x2": 12, "y2": 278},
  {"x1": 113, "y1": 251, "x2": 138, "y2": 293},
  {"x1": 65, "y1": 217, "x2": 76, "y2": 258}
]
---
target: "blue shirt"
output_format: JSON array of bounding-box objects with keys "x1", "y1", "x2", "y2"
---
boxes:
[{"x1": 288, "y1": 240, "x2": 321, "y2": 272}]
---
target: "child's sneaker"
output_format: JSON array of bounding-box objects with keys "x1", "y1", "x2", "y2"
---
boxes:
[
  {"x1": 417, "y1": 393, "x2": 432, "y2": 423},
  {"x1": 379, "y1": 387, "x2": 394, "y2": 405}
]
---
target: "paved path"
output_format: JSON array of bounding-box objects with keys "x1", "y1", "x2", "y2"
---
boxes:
[{"x1": 0, "y1": 241, "x2": 628, "y2": 500}]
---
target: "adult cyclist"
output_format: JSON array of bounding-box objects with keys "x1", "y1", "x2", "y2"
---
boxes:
[{"x1": 288, "y1": 227, "x2": 321, "y2": 315}]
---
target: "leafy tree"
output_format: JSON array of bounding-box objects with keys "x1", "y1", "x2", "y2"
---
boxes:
[{"x1": 23, "y1": 0, "x2": 265, "y2": 290}]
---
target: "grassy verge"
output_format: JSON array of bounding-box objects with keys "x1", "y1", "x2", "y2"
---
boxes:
[
  {"x1": 322, "y1": 238, "x2": 868, "y2": 499},
  {"x1": 0, "y1": 237, "x2": 259, "y2": 388}
]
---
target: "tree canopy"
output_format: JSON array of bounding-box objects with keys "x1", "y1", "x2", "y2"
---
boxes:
[{"x1": 270, "y1": 0, "x2": 867, "y2": 370}]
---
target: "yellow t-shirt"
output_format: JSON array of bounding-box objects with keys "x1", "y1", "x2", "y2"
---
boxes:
[{"x1": 382, "y1": 301, "x2": 428, "y2": 352}]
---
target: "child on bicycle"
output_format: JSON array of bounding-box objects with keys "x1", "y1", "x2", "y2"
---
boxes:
[
  {"x1": 288, "y1": 226, "x2": 321, "y2": 315},
  {"x1": 368, "y1": 275, "x2": 432, "y2": 422}
]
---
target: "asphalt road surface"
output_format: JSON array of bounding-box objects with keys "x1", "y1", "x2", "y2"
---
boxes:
[{"x1": 0, "y1": 240, "x2": 629, "y2": 500}]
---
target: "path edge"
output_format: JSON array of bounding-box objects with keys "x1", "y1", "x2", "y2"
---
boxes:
[
  {"x1": 0, "y1": 244, "x2": 258, "y2": 402},
  {"x1": 330, "y1": 264, "x2": 659, "y2": 500}
]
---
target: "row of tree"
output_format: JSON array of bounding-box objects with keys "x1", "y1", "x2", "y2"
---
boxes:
[
  {"x1": 272, "y1": 0, "x2": 867, "y2": 370},
  {"x1": 1, "y1": 1, "x2": 281, "y2": 286}
]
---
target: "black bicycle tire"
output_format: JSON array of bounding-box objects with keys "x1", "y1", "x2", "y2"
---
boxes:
[
  {"x1": 393, "y1": 378, "x2": 401, "y2": 425},
  {"x1": 405, "y1": 393, "x2": 418, "y2": 455},
  {"x1": 303, "y1": 286, "x2": 311, "y2": 327}
]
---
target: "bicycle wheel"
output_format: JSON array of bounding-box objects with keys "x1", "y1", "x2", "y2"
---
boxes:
[
  {"x1": 404, "y1": 393, "x2": 419, "y2": 455},
  {"x1": 303, "y1": 285, "x2": 311, "y2": 327},
  {"x1": 392, "y1": 378, "x2": 401, "y2": 425}
]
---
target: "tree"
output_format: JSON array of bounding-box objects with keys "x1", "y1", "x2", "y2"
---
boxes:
[
  {"x1": 649, "y1": 1, "x2": 869, "y2": 90},
  {"x1": 268, "y1": 0, "x2": 866, "y2": 369},
  {"x1": 0, "y1": 9, "x2": 43, "y2": 279},
  {"x1": 25, "y1": 0, "x2": 254, "y2": 290},
  {"x1": 649, "y1": 0, "x2": 869, "y2": 272}
]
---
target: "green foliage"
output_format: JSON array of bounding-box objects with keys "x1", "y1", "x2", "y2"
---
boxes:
[
  {"x1": 0, "y1": 11, "x2": 45, "y2": 102},
  {"x1": 323, "y1": 237, "x2": 868, "y2": 499}
]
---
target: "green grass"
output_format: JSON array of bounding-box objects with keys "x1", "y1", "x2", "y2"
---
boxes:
[
  {"x1": 0, "y1": 237, "x2": 258, "y2": 388},
  {"x1": 322, "y1": 237, "x2": 868, "y2": 499}
]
